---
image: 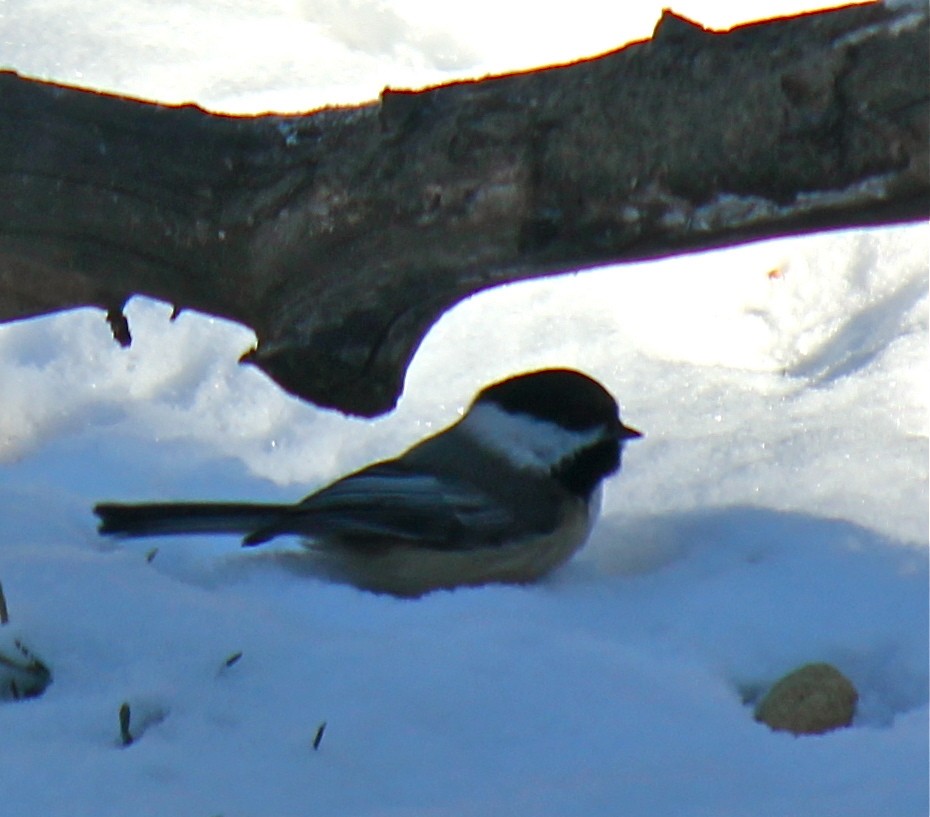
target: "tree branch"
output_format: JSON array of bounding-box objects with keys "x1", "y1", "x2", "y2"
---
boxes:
[{"x1": 1, "y1": 3, "x2": 926, "y2": 415}]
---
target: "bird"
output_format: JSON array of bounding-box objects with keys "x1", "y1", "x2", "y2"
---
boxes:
[{"x1": 94, "y1": 368, "x2": 642, "y2": 596}]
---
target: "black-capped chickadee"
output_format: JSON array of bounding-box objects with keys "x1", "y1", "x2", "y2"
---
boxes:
[{"x1": 95, "y1": 369, "x2": 641, "y2": 596}]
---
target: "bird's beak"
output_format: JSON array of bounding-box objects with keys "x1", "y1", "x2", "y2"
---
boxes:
[{"x1": 617, "y1": 421, "x2": 643, "y2": 440}]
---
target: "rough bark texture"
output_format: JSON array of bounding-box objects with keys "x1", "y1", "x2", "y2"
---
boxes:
[{"x1": 0, "y1": 4, "x2": 927, "y2": 415}]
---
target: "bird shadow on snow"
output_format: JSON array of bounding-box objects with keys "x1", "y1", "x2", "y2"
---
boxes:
[{"x1": 568, "y1": 505, "x2": 929, "y2": 728}]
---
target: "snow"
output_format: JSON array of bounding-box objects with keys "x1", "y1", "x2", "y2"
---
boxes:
[{"x1": 0, "y1": 2, "x2": 927, "y2": 815}]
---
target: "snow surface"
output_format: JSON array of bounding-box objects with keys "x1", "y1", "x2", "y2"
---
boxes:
[{"x1": 0, "y1": 2, "x2": 927, "y2": 816}]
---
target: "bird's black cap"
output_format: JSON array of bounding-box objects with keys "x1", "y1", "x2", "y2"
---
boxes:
[{"x1": 476, "y1": 368, "x2": 641, "y2": 439}]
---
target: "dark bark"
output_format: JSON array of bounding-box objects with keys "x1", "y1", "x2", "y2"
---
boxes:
[{"x1": 0, "y1": 4, "x2": 927, "y2": 415}]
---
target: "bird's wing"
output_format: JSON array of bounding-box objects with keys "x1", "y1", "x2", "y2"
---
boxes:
[{"x1": 243, "y1": 461, "x2": 520, "y2": 549}]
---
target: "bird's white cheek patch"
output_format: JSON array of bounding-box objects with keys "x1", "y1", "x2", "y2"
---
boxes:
[{"x1": 460, "y1": 403, "x2": 606, "y2": 471}]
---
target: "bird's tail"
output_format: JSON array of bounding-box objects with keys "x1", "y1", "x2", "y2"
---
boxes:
[{"x1": 94, "y1": 501, "x2": 291, "y2": 540}]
